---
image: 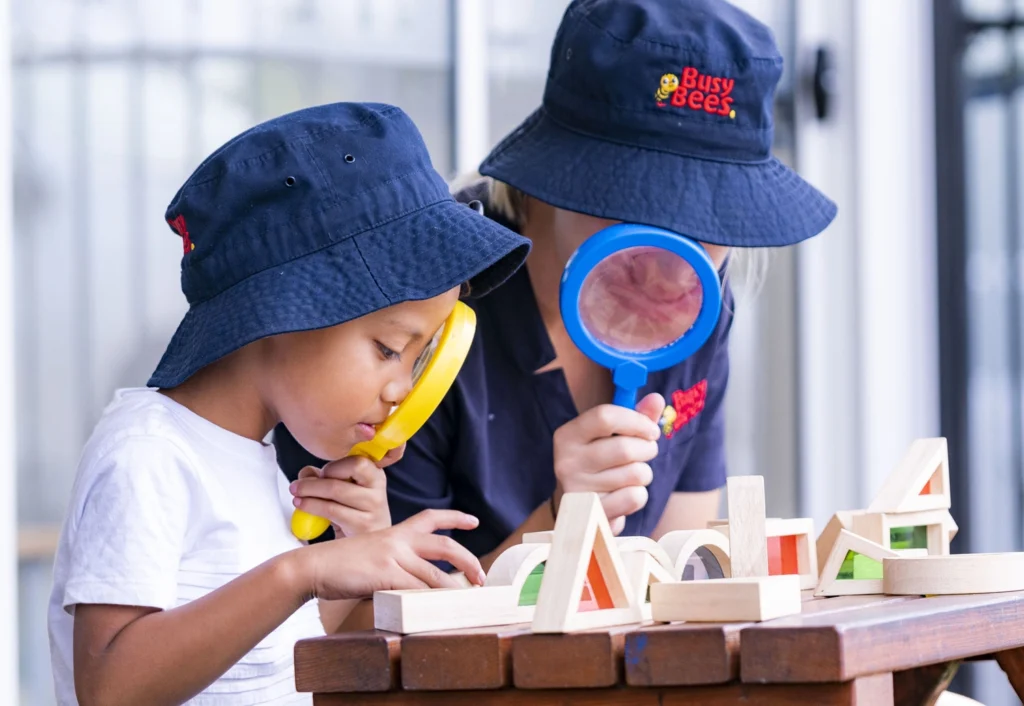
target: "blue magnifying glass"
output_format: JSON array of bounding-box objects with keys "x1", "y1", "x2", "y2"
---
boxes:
[{"x1": 560, "y1": 224, "x2": 722, "y2": 409}]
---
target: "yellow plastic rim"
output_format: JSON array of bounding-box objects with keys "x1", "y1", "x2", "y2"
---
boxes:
[{"x1": 291, "y1": 301, "x2": 477, "y2": 540}]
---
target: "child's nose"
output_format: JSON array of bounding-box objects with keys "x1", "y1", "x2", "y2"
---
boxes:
[{"x1": 382, "y1": 372, "x2": 415, "y2": 407}]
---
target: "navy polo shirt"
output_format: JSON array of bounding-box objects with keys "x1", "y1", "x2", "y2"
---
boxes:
[{"x1": 274, "y1": 187, "x2": 733, "y2": 556}]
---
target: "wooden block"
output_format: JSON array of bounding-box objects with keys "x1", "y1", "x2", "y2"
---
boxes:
[
  {"x1": 374, "y1": 586, "x2": 524, "y2": 634},
  {"x1": 815, "y1": 530, "x2": 899, "y2": 597},
  {"x1": 531, "y1": 492, "x2": 641, "y2": 633},
  {"x1": 883, "y1": 553, "x2": 1024, "y2": 595},
  {"x1": 650, "y1": 575, "x2": 801, "y2": 623},
  {"x1": 375, "y1": 543, "x2": 550, "y2": 634},
  {"x1": 622, "y1": 551, "x2": 677, "y2": 621},
  {"x1": 614, "y1": 535, "x2": 674, "y2": 572},
  {"x1": 712, "y1": 518, "x2": 816, "y2": 589},
  {"x1": 525, "y1": 532, "x2": 675, "y2": 576},
  {"x1": 725, "y1": 476, "x2": 768, "y2": 577},
  {"x1": 867, "y1": 437, "x2": 951, "y2": 513},
  {"x1": 851, "y1": 509, "x2": 953, "y2": 556},
  {"x1": 816, "y1": 510, "x2": 862, "y2": 578},
  {"x1": 657, "y1": 528, "x2": 732, "y2": 578}
]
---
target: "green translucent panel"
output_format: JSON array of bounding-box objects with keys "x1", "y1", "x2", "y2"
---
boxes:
[
  {"x1": 890, "y1": 525, "x2": 928, "y2": 550},
  {"x1": 837, "y1": 550, "x2": 883, "y2": 580},
  {"x1": 518, "y1": 562, "x2": 546, "y2": 606}
]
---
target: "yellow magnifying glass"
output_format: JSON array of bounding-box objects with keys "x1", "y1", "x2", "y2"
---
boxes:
[{"x1": 290, "y1": 300, "x2": 477, "y2": 541}]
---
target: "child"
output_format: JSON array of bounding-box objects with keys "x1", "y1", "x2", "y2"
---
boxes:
[{"x1": 46, "y1": 102, "x2": 530, "y2": 705}]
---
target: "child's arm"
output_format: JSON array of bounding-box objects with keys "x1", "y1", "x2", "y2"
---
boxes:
[{"x1": 73, "y1": 510, "x2": 483, "y2": 706}]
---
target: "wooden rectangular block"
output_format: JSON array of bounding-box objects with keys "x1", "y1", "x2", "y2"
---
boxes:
[
  {"x1": 650, "y1": 575, "x2": 802, "y2": 623},
  {"x1": 726, "y1": 476, "x2": 769, "y2": 578},
  {"x1": 712, "y1": 516, "x2": 815, "y2": 588},
  {"x1": 374, "y1": 586, "x2": 525, "y2": 634}
]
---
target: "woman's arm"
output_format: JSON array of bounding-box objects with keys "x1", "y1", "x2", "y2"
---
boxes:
[{"x1": 651, "y1": 489, "x2": 722, "y2": 539}]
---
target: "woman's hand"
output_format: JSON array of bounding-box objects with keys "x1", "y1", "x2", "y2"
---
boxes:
[{"x1": 552, "y1": 393, "x2": 666, "y2": 533}]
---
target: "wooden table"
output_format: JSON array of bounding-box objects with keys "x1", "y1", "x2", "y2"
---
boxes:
[{"x1": 294, "y1": 591, "x2": 1024, "y2": 705}]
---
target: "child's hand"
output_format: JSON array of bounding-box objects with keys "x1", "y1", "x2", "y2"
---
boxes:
[
  {"x1": 303, "y1": 509, "x2": 485, "y2": 600},
  {"x1": 289, "y1": 444, "x2": 406, "y2": 537},
  {"x1": 551, "y1": 393, "x2": 665, "y2": 533}
]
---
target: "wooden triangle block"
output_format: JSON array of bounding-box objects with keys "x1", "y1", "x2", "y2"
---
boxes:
[
  {"x1": 531, "y1": 492, "x2": 641, "y2": 633},
  {"x1": 815, "y1": 530, "x2": 899, "y2": 597},
  {"x1": 867, "y1": 438, "x2": 951, "y2": 513}
]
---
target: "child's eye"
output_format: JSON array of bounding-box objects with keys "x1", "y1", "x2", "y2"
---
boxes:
[{"x1": 375, "y1": 341, "x2": 401, "y2": 361}]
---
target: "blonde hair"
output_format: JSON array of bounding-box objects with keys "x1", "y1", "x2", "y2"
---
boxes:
[{"x1": 447, "y1": 172, "x2": 769, "y2": 301}]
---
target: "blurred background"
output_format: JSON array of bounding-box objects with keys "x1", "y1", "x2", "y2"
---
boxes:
[{"x1": 0, "y1": 0, "x2": 1021, "y2": 702}]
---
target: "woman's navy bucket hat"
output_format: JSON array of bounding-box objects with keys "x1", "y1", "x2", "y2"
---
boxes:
[
  {"x1": 149, "y1": 102, "x2": 531, "y2": 388},
  {"x1": 480, "y1": 0, "x2": 837, "y2": 247}
]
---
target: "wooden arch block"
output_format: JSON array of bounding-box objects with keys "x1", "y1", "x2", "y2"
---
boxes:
[{"x1": 658, "y1": 529, "x2": 732, "y2": 579}]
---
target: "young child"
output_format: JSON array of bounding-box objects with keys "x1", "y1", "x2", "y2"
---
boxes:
[{"x1": 46, "y1": 102, "x2": 530, "y2": 705}]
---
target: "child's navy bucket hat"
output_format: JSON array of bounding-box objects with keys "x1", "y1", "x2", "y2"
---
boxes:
[
  {"x1": 480, "y1": 0, "x2": 837, "y2": 247},
  {"x1": 148, "y1": 102, "x2": 531, "y2": 389}
]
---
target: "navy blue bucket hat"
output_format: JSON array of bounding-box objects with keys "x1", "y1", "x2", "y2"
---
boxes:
[
  {"x1": 149, "y1": 102, "x2": 530, "y2": 389},
  {"x1": 480, "y1": 0, "x2": 837, "y2": 247}
]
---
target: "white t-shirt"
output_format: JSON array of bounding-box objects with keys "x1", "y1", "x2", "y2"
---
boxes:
[{"x1": 47, "y1": 388, "x2": 325, "y2": 705}]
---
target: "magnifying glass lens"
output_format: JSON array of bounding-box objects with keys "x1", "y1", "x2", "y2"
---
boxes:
[{"x1": 577, "y1": 246, "x2": 705, "y2": 353}]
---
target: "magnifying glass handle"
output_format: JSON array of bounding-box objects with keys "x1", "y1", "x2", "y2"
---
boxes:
[
  {"x1": 612, "y1": 387, "x2": 639, "y2": 409},
  {"x1": 612, "y1": 361, "x2": 647, "y2": 409},
  {"x1": 290, "y1": 445, "x2": 381, "y2": 541}
]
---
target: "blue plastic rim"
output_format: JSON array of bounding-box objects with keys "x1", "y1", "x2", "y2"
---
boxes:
[{"x1": 559, "y1": 223, "x2": 722, "y2": 408}]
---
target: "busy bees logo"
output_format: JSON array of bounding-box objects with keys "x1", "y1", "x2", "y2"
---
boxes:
[{"x1": 655, "y1": 67, "x2": 736, "y2": 119}]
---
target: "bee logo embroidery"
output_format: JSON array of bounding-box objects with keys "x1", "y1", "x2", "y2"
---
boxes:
[{"x1": 655, "y1": 73, "x2": 680, "y2": 106}]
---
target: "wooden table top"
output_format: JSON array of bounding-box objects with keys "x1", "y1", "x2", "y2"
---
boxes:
[{"x1": 294, "y1": 590, "x2": 1024, "y2": 705}]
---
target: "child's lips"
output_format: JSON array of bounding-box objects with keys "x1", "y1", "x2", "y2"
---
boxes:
[{"x1": 355, "y1": 422, "x2": 377, "y2": 440}]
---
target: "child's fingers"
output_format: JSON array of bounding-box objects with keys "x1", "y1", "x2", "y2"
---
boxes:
[
  {"x1": 609, "y1": 516, "x2": 627, "y2": 535},
  {"x1": 297, "y1": 465, "x2": 321, "y2": 481},
  {"x1": 400, "y1": 509, "x2": 480, "y2": 534},
  {"x1": 377, "y1": 444, "x2": 407, "y2": 468},
  {"x1": 411, "y1": 533, "x2": 485, "y2": 586},
  {"x1": 320, "y1": 457, "x2": 386, "y2": 488},
  {"x1": 411, "y1": 532, "x2": 483, "y2": 582},
  {"x1": 397, "y1": 554, "x2": 468, "y2": 590},
  {"x1": 290, "y1": 476, "x2": 382, "y2": 510},
  {"x1": 574, "y1": 436, "x2": 660, "y2": 472},
  {"x1": 292, "y1": 497, "x2": 377, "y2": 532}
]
